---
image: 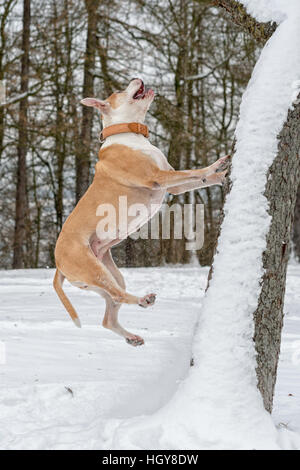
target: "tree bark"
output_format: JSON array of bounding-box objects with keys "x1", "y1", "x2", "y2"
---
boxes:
[
  {"x1": 253, "y1": 100, "x2": 300, "y2": 412},
  {"x1": 211, "y1": 0, "x2": 277, "y2": 43},
  {"x1": 0, "y1": 1, "x2": 16, "y2": 161},
  {"x1": 212, "y1": 0, "x2": 300, "y2": 413},
  {"x1": 51, "y1": 0, "x2": 74, "y2": 233},
  {"x1": 13, "y1": 0, "x2": 31, "y2": 269},
  {"x1": 75, "y1": 0, "x2": 98, "y2": 203},
  {"x1": 125, "y1": 237, "x2": 135, "y2": 267},
  {"x1": 293, "y1": 186, "x2": 300, "y2": 261}
]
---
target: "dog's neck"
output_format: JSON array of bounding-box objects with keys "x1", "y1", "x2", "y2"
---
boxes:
[
  {"x1": 100, "y1": 119, "x2": 151, "y2": 152},
  {"x1": 101, "y1": 131, "x2": 150, "y2": 151},
  {"x1": 100, "y1": 122, "x2": 149, "y2": 141}
]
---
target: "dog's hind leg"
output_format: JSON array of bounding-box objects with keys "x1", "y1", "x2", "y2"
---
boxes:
[
  {"x1": 101, "y1": 250, "x2": 145, "y2": 346},
  {"x1": 101, "y1": 249, "x2": 126, "y2": 291},
  {"x1": 66, "y1": 244, "x2": 156, "y2": 308},
  {"x1": 102, "y1": 294, "x2": 145, "y2": 346}
]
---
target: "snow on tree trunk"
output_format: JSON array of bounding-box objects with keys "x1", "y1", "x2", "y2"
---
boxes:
[
  {"x1": 106, "y1": 1, "x2": 300, "y2": 450},
  {"x1": 215, "y1": 0, "x2": 300, "y2": 415},
  {"x1": 213, "y1": 0, "x2": 300, "y2": 412}
]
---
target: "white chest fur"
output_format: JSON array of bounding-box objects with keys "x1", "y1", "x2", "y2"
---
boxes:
[
  {"x1": 101, "y1": 132, "x2": 169, "y2": 239},
  {"x1": 101, "y1": 133, "x2": 171, "y2": 170}
]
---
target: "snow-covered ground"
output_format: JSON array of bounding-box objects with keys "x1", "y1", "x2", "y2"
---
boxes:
[
  {"x1": 273, "y1": 262, "x2": 300, "y2": 437},
  {"x1": 0, "y1": 265, "x2": 299, "y2": 449}
]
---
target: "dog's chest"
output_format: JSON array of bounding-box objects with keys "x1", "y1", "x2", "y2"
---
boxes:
[
  {"x1": 141, "y1": 146, "x2": 169, "y2": 170},
  {"x1": 102, "y1": 135, "x2": 170, "y2": 170}
]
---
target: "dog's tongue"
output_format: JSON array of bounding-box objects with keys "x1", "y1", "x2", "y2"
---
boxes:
[{"x1": 133, "y1": 83, "x2": 145, "y2": 99}]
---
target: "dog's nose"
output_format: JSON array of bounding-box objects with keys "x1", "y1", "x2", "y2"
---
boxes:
[{"x1": 130, "y1": 77, "x2": 143, "y2": 85}]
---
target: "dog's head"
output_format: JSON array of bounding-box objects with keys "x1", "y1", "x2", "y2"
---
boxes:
[{"x1": 81, "y1": 78, "x2": 154, "y2": 127}]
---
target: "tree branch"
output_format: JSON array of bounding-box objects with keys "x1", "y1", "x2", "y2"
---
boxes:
[
  {"x1": 211, "y1": 0, "x2": 277, "y2": 44},
  {"x1": 0, "y1": 81, "x2": 44, "y2": 108}
]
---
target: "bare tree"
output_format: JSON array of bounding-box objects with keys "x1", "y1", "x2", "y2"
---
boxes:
[
  {"x1": 0, "y1": 1, "x2": 17, "y2": 161},
  {"x1": 75, "y1": 0, "x2": 98, "y2": 202},
  {"x1": 13, "y1": 0, "x2": 31, "y2": 268}
]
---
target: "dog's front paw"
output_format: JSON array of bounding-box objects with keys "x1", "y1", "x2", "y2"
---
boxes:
[
  {"x1": 139, "y1": 293, "x2": 156, "y2": 308},
  {"x1": 212, "y1": 155, "x2": 231, "y2": 174}
]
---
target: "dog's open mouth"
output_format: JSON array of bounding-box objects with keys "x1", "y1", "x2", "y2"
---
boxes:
[
  {"x1": 133, "y1": 82, "x2": 146, "y2": 99},
  {"x1": 131, "y1": 79, "x2": 154, "y2": 100}
]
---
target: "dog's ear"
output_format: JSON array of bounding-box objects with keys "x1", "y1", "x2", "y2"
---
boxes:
[{"x1": 80, "y1": 98, "x2": 110, "y2": 115}]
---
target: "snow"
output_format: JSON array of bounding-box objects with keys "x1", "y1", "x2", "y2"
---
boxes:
[
  {"x1": 273, "y1": 262, "x2": 300, "y2": 439},
  {"x1": 0, "y1": 267, "x2": 201, "y2": 449},
  {"x1": 96, "y1": 0, "x2": 300, "y2": 449},
  {"x1": 241, "y1": 0, "x2": 299, "y2": 23},
  {"x1": 0, "y1": 265, "x2": 299, "y2": 450},
  {"x1": 1, "y1": 0, "x2": 300, "y2": 450}
]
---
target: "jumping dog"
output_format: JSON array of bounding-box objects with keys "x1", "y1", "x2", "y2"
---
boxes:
[{"x1": 53, "y1": 78, "x2": 230, "y2": 346}]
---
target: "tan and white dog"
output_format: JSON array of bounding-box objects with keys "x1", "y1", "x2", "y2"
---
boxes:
[{"x1": 53, "y1": 78, "x2": 230, "y2": 346}]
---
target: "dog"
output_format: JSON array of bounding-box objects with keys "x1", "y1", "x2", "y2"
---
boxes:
[{"x1": 53, "y1": 78, "x2": 230, "y2": 346}]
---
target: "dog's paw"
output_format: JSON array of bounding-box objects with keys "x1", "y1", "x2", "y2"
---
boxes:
[
  {"x1": 212, "y1": 155, "x2": 231, "y2": 174},
  {"x1": 138, "y1": 293, "x2": 156, "y2": 308},
  {"x1": 126, "y1": 335, "x2": 144, "y2": 347}
]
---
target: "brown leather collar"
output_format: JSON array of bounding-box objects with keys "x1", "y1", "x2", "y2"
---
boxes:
[{"x1": 99, "y1": 122, "x2": 149, "y2": 142}]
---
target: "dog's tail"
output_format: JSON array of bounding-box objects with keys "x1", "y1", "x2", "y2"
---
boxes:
[{"x1": 53, "y1": 269, "x2": 81, "y2": 328}]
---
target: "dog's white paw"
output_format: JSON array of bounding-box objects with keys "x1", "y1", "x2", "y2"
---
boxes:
[
  {"x1": 126, "y1": 335, "x2": 144, "y2": 347},
  {"x1": 138, "y1": 293, "x2": 156, "y2": 308}
]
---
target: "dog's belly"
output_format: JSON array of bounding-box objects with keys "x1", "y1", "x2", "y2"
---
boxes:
[
  {"x1": 90, "y1": 188, "x2": 166, "y2": 259},
  {"x1": 126, "y1": 188, "x2": 166, "y2": 236},
  {"x1": 60, "y1": 141, "x2": 171, "y2": 262}
]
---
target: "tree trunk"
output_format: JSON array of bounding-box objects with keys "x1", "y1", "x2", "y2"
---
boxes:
[
  {"x1": 292, "y1": 185, "x2": 300, "y2": 261},
  {"x1": 0, "y1": 0, "x2": 16, "y2": 162},
  {"x1": 212, "y1": 0, "x2": 300, "y2": 413},
  {"x1": 75, "y1": 0, "x2": 98, "y2": 203},
  {"x1": 254, "y1": 101, "x2": 300, "y2": 412},
  {"x1": 125, "y1": 237, "x2": 135, "y2": 267},
  {"x1": 13, "y1": 0, "x2": 31, "y2": 269},
  {"x1": 52, "y1": 0, "x2": 73, "y2": 233}
]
